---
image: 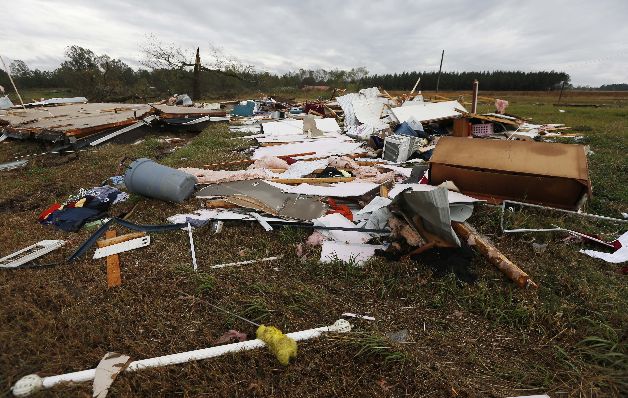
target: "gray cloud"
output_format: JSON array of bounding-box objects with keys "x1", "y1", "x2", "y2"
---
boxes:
[{"x1": 1, "y1": 0, "x2": 627, "y2": 86}]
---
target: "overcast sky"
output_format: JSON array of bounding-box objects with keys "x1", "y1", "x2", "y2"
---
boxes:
[{"x1": 1, "y1": 0, "x2": 627, "y2": 86}]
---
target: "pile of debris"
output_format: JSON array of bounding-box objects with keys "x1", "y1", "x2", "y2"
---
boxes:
[
  {"x1": 0, "y1": 95, "x2": 228, "y2": 150},
  {"x1": 3, "y1": 86, "x2": 627, "y2": 398}
]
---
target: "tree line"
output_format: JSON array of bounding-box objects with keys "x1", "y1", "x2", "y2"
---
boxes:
[
  {"x1": 360, "y1": 70, "x2": 570, "y2": 91},
  {"x1": 0, "y1": 44, "x2": 575, "y2": 102}
]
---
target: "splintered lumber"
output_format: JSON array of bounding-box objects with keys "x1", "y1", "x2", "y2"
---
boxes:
[
  {"x1": 324, "y1": 104, "x2": 339, "y2": 119},
  {"x1": 270, "y1": 177, "x2": 355, "y2": 184},
  {"x1": 97, "y1": 232, "x2": 146, "y2": 248},
  {"x1": 206, "y1": 199, "x2": 240, "y2": 209},
  {"x1": 454, "y1": 108, "x2": 521, "y2": 126},
  {"x1": 452, "y1": 222, "x2": 537, "y2": 288},
  {"x1": 104, "y1": 230, "x2": 121, "y2": 288}
]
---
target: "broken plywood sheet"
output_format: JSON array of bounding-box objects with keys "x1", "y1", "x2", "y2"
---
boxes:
[
  {"x1": 26, "y1": 97, "x2": 87, "y2": 107},
  {"x1": 256, "y1": 135, "x2": 341, "y2": 143},
  {"x1": 266, "y1": 181, "x2": 379, "y2": 198},
  {"x1": 195, "y1": 180, "x2": 327, "y2": 220},
  {"x1": 151, "y1": 104, "x2": 226, "y2": 118},
  {"x1": 0, "y1": 103, "x2": 152, "y2": 139},
  {"x1": 391, "y1": 101, "x2": 466, "y2": 123},
  {"x1": 252, "y1": 139, "x2": 363, "y2": 160},
  {"x1": 261, "y1": 118, "x2": 340, "y2": 136}
]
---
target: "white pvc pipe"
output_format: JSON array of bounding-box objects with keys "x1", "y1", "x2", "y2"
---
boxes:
[
  {"x1": 13, "y1": 319, "x2": 351, "y2": 396},
  {"x1": 187, "y1": 223, "x2": 197, "y2": 272},
  {"x1": 210, "y1": 256, "x2": 281, "y2": 269}
]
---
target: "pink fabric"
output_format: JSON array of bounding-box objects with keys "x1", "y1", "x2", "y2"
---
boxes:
[
  {"x1": 180, "y1": 167, "x2": 272, "y2": 184},
  {"x1": 495, "y1": 99, "x2": 509, "y2": 114}
]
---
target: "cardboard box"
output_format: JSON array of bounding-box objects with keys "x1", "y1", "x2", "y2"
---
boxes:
[{"x1": 429, "y1": 137, "x2": 591, "y2": 210}]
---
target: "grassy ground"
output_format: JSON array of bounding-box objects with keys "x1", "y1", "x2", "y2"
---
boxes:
[{"x1": 0, "y1": 92, "x2": 626, "y2": 397}]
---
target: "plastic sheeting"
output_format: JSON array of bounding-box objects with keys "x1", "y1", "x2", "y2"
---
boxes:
[
  {"x1": 580, "y1": 232, "x2": 628, "y2": 263},
  {"x1": 320, "y1": 241, "x2": 385, "y2": 265}
]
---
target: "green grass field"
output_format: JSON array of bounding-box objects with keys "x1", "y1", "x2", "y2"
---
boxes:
[{"x1": 0, "y1": 91, "x2": 626, "y2": 397}]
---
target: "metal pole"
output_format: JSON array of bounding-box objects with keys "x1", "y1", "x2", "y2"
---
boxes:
[
  {"x1": 0, "y1": 56, "x2": 25, "y2": 108},
  {"x1": 435, "y1": 50, "x2": 444, "y2": 93},
  {"x1": 471, "y1": 79, "x2": 479, "y2": 113}
]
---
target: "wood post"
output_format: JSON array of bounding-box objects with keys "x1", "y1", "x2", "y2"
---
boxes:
[
  {"x1": 104, "y1": 230, "x2": 122, "y2": 288},
  {"x1": 453, "y1": 222, "x2": 537, "y2": 288}
]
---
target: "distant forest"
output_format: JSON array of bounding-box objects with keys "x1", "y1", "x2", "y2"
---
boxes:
[
  {"x1": 0, "y1": 44, "x2": 618, "y2": 102},
  {"x1": 599, "y1": 83, "x2": 628, "y2": 91}
]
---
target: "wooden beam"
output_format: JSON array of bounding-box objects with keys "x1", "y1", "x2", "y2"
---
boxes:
[
  {"x1": 452, "y1": 222, "x2": 537, "y2": 289},
  {"x1": 97, "y1": 232, "x2": 146, "y2": 248},
  {"x1": 205, "y1": 199, "x2": 240, "y2": 209},
  {"x1": 104, "y1": 230, "x2": 121, "y2": 288},
  {"x1": 454, "y1": 108, "x2": 521, "y2": 126}
]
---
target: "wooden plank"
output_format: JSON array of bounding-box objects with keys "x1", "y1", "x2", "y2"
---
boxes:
[
  {"x1": 455, "y1": 108, "x2": 520, "y2": 126},
  {"x1": 97, "y1": 232, "x2": 146, "y2": 248},
  {"x1": 104, "y1": 230, "x2": 121, "y2": 288},
  {"x1": 205, "y1": 199, "x2": 240, "y2": 209},
  {"x1": 270, "y1": 177, "x2": 355, "y2": 184}
]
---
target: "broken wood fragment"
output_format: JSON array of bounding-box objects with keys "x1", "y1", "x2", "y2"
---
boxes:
[
  {"x1": 205, "y1": 199, "x2": 240, "y2": 209},
  {"x1": 97, "y1": 232, "x2": 146, "y2": 248},
  {"x1": 104, "y1": 230, "x2": 122, "y2": 288},
  {"x1": 452, "y1": 222, "x2": 537, "y2": 288}
]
